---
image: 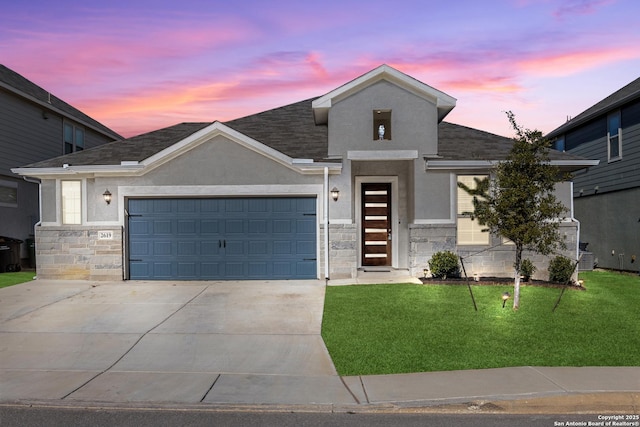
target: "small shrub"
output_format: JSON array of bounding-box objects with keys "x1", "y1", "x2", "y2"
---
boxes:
[
  {"x1": 428, "y1": 251, "x2": 460, "y2": 279},
  {"x1": 548, "y1": 255, "x2": 575, "y2": 283},
  {"x1": 520, "y1": 259, "x2": 536, "y2": 281}
]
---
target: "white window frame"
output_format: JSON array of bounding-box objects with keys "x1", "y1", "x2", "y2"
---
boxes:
[
  {"x1": 456, "y1": 175, "x2": 490, "y2": 246},
  {"x1": 61, "y1": 180, "x2": 82, "y2": 225},
  {"x1": 607, "y1": 110, "x2": 622, "y2": 162}
]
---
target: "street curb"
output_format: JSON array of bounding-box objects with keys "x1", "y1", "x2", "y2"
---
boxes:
[{"x1": 2, "y1": 392, "x2": 638, "y2": 415}]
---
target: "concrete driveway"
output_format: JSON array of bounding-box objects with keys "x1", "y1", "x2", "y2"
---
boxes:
[{"x1": 0, "y1": 279, "x2": 356, "y2": 405}]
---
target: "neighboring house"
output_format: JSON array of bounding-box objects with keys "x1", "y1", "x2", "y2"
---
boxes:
[
  {"x1": 547, "y1": 76, "x2": 640, "y2": 272},
  {"x1": 0, "y1": 64, "x2": 122, "y2": 265},
  {"x1": 12, "y1": 65, "x2": 596, "y2": 281}
]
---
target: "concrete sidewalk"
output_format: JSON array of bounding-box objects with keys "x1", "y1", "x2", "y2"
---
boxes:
[{"x1": 0, "y1": 279, "x2": 638, "y2": 413}]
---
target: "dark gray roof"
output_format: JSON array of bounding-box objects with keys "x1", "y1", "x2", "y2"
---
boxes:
[
  {"x1": 26, "y1": 122, "x2": 210, "y2": 167},
  {"x1": 21, "y1": 97, "x2": 585, "y2": 169},
  {"x1": 547, "y1": 76, "x2": 640, "y2": 138},
  {"x1": 225, "y1": 98, "x2": 329, "y2": 162},
  {"x1": 0, "y1": 64, "x2": 122, "y2": 140},
  {"x1": 437, "y1": 122, "x2": 585, "y2": 161}
]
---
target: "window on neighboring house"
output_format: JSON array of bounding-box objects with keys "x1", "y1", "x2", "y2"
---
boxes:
[
  {"x1": 457, "y1": 175, "x2": 490, "y2": 245},
  {"x1": 64, "y1": 122, "x2": 85, "y2": 154},
  {"x1": 373, "y1": 110, "x2": 391, "y2": 140},
  {"x1": 554, "y1": 136, "x2": 565, "y2": 152},
  {"x1": 0, "y1": 180, "x2": 18, "y2": 208},
  {"x1": 61, "y1": 180, "x2": 82, "y2": 224},
  {"x1": 607, "y1": 110, "x2": 621, "y2": 162}
]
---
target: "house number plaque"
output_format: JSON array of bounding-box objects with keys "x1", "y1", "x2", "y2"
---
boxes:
[{"x1": 98, "y1": 230, "x2": 114, "y2": 240}]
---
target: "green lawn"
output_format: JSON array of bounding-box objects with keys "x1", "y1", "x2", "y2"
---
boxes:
[
  {"x1": 0, "y1": 271, "x2": 36, "y2": 289},
  {"x1": 321, "y1": 270, "x2": 640, "y2": 376}
]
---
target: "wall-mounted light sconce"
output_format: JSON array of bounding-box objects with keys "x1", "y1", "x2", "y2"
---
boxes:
[
  {"x1": 594, "y1": 186, "x2": 599, "y2": 194},
  {"x1": 579, "y1": 189, "x2": 583, "y2": 197},
  {"x1": 103, "y1": 189, "x2": 112, "y2": 205},
  {"x1": 502, "y1": 291, "x2": 511, "y2": 308},
  {"x1": 331, "y1": 187, "x2": 340, "y2": 202}
]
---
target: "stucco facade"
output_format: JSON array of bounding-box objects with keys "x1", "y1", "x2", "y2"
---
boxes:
[{"x1": 14, "y1": 65, "x2": 592, "y2": 281}]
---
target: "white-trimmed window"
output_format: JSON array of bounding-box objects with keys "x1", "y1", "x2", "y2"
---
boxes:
[
  {"x1": 373, "y1": 110, "x2": 391, "y2": 140},
  {"x1": 0, "y1": 180, "x2": 18, "y2": 208},
  {"x1": 61, "y1": 180, "x2": 82, "y2": 224},
  {"x1": 607, "y1": 110, "x2": 622, "y2": 162},
  {"x1": 457, "y1": 175, "x2": 490, "y2": 245}
]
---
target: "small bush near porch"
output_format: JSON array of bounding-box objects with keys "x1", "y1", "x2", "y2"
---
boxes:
[{"x1": 321, "y1": 270, "x2": 640, "y2": 376}]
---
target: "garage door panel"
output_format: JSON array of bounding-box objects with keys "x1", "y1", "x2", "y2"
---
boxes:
[
  {"x1": 296, "y1": 240, "x2": 315, "y2": 255},
  {"x1": 178, "y1": 220, "x2": 197, "y2": 234},
  {"x1": 128, "y1": 218, "x2": 151, "y2": 235},
  {"x1": 153, "y1": 220, "x2": 172, "y2": 234},
  {"x1": 177, "y1": 241, "x2": 196, "y2": 256},
  {"x1": 273, "y1": 220, "x2": 292, "y2": 234},
  {"x1": 273, "y1": 241, "x2": 292, "y2": 255},
  {"x1": 248, "y1": 240, "x2": 268, "y2": 255},
  {"x1": 225, "y1": 219, "x2": 245, "y2": 234},
  {"x1": 201, "y1": 219, "x2": 220, "y2": 234},
  {"x1": 154, "y1": 241, "x2": 172, "y2": 255},
  {"x1": 128, "y1": 197, "x2": 316, "y2": 280},
  {"x1": 201, "y1": 241, "x2": 221, "y2": 256},
  {"x1": 225, "y1": 199, "x2": 244, "y2": 213},
  {"x1": 296, "y1": 219, "x2": 316, "y2": 233},
  {"x1": 248, "y1": 262, "x2": 268, "y2": 277},
  {"x1": 248, "y1": 219, "x2": 267, "y2": 234}
]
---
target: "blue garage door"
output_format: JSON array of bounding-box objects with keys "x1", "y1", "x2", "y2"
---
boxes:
[{"x1": 127, "y1": 198, "x2": 317, "y2": 280}]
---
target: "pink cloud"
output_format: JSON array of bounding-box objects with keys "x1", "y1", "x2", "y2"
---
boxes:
[
  {"x1": 517, "y1": 46, "x2": 639, "y2": 77},
  {"x1": 552, "y1": 0, "x2": 615, "y2": 19}
]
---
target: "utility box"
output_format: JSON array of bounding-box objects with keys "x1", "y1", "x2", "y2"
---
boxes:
[{"x1": 0, "y1": 236, "x2": 23, "y2": 273}]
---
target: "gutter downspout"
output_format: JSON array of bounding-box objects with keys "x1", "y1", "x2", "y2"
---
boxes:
[
  {"x1": 324, "y1": 167, "x2": 330, "y2": 281},
  {"x1": 23, "y1": 176, "x2": 42, "y2": 279},
  {"x1": 570, "y1": 181, "x2": 580, "y2": 279}
]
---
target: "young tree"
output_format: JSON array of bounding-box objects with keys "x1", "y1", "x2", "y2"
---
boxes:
[{"x1": 458, "y1": 112, "x2": 568, "y2": 309}]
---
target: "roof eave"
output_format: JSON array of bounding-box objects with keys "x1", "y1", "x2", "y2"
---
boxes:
[{"x1": 425, "y1": 159, "x2": 600, "y2": 172}]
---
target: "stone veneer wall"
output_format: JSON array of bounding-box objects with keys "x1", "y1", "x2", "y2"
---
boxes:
[
  {"x1": 327, "y1": 223, "x2": 357, "y2": 279},
  {"x1": 35, "y1": 226, "x2": 123, "y2": 281},
  {"x1": 409, "y1": 223, "x2": 457, "y2": 277},
  {"x1": 410, "y1": 222, "x2": 579, "y2": 281}
]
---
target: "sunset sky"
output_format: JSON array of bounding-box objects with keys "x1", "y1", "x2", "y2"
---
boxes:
[{"x1": 2, "y1": 0, "x2": 639, "y2": 138}]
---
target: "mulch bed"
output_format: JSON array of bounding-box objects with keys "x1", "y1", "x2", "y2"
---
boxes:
[{"x1": 420, "y1": 276, "x2": 586, "y2": 290}]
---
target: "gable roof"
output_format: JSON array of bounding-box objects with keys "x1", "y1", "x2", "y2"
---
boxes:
[
  {"x1": 0, "y1": 64, "x2": 122, "y2": 140},
  {"x1": 225, "y1": 98, "x2": 329, "y2": 162},
  {"x1": 312, "y1": 64, "x2": 456, "y2": 124},
  {"x1": 547, "y1": 76, "x2": 640, "y2": 139},
  {"x1": 13, "y1": 64, "x2": 595, "y2": 175}
]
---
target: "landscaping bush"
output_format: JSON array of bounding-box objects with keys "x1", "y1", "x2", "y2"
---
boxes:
[
  {"x1": 520, "y1": 259, "x2": 536, "y2": 281},
  {"x1": 428, "y1": 251, "x2": 460, "y2": 279},
  {"x1": 548, "y1": 255, "x2": 575, "y2": 283}
]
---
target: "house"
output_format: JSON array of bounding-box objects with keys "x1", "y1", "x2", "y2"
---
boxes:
[
  {"x1": 12, "y1": 65, "x2": 596, "y2": 281},
  {"x1": 547, "y1": 76, "x2": 640, "y2": 272},
  {"x1": 0, "y1": 64, "x2": 122, "y2": 266}
]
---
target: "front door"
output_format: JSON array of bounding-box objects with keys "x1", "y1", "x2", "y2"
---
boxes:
[{"x1": 361, "y1": 183, "x2": 392, "y2": 266}]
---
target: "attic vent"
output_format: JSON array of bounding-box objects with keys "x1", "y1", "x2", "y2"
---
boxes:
[{"x1": 373, "y1": 110, "x2": 391, "y2": 141}]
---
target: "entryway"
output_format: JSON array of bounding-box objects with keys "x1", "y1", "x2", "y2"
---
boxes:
[{"x1": 361, "y1": 183, "x2": 392, "y2": 267}]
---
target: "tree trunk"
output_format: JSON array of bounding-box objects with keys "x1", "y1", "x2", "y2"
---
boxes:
[{"x1": 513, "y1": 245, "x2": 523, "y2": 310}]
